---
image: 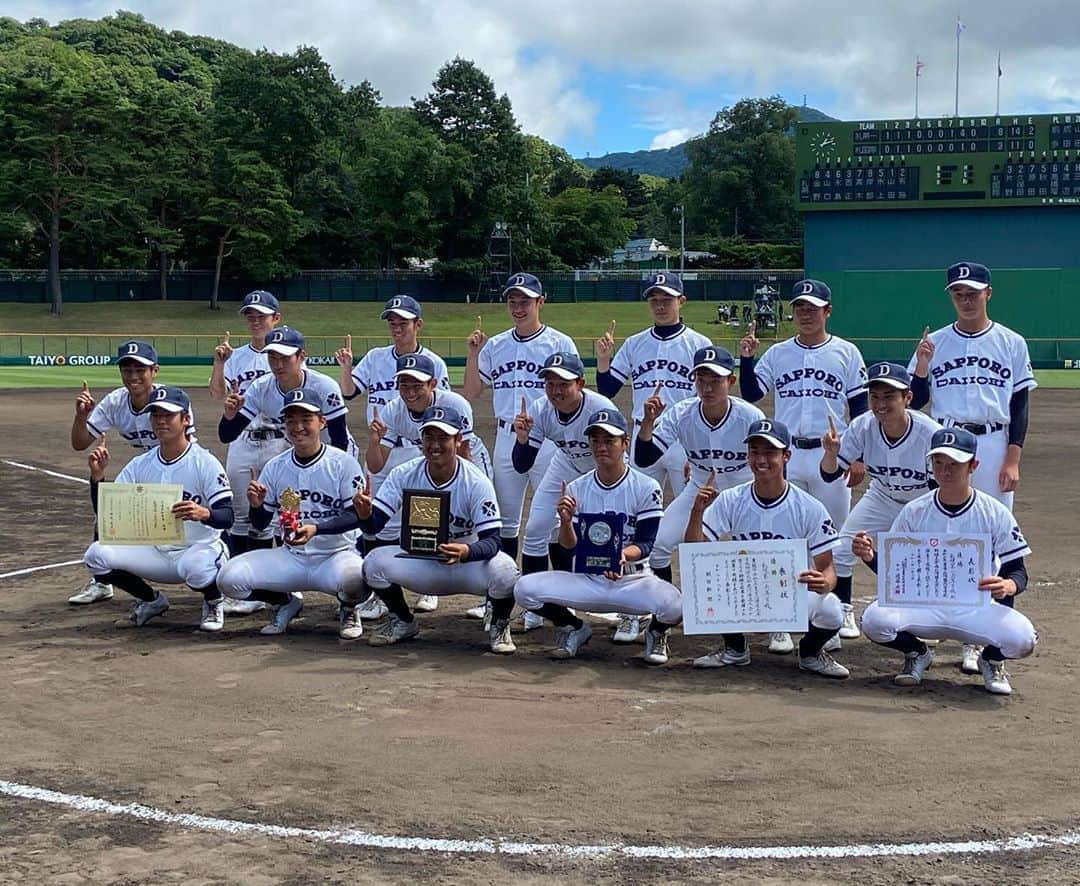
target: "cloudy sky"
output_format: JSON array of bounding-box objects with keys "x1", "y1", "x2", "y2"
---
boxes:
[{"x1": 10, "y1": 2, "x2": 1080, "y2": 157}]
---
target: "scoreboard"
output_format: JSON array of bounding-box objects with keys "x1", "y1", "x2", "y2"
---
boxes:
[{"x1": 795, "y1": 113, "x2": 1080, "y2": 211}]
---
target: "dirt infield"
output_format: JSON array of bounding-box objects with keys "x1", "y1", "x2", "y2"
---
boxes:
[{"x1": 2, "y1": 386, "x2": 1078, "y2": 883}]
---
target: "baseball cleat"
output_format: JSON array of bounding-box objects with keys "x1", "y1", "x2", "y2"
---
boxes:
[
  {"x1": 465, "y1": 602, "x2": 488, "y2": 620},
  {"x1": 894, "y1": 648, "x2": 935, "y2": 686},
  {"x1": 489, "y1": 618, "x2": 516, "y2": 654},
  {"x1": 522, "y1": 611, "x2": 545, "y2": 632},
  {"x1": 551, "y1": 622, "x2": 592, "y2": 659},
  {"x1": 200, "y1": 598, "x2": 225, "y2": 632},
  {"x1": 260, "y1": 593, "x2": 303, "y2": 635},
  {"x1": 798, "y1": 651, "x2": 849, "y2": 679},
  {"x1": 839, "y1": 603, "x2": 860, "y2": 639},
  {"x1": 413, "y1": 594, "x2": 439, "y2": 612},
  {"x1": 642, "y1": 628, "x2": 670, "y2": 665},
  {"x1": 768, "y1": 632, "x2": 794, "y2": 654},
  {"x1": 368, "y1": 613, "x2": 420, "y2": 646},
  {"x1": 356, "y1": 594, "x2": 388, "y2": 621},
  {"x1": 222, "y1": 598, "x2": 265, "y2": 616},
  {"x1": 338, "y1": 605, "x2": 364, "y2": 640},
  {"x1": 693, "y1": 647, "x2": 751, "y2": 668},
  {"x1": 69, "y1": 579, "x2": 114, "y2": 605},
  {"x1": 823, "y1": 633, "x2": 842, "y2": 652},
  {"x1": 978, "y1": 654, "x2": 1013, "y2": 695},
  {"x1": 131, "y1": 591, "x2": 169, "y2": 627},
  {"x1": 612, "y1": 614, "x2": 650, "y2": 644},
  {"x1": 961, "y1": 643, "x2": 983, "y2": 674}
]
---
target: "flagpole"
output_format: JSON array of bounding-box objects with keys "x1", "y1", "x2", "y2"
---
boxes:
[
  {"x1": 996, "y1": 51, "x2": 1001, "y2": 116},
  {"x1": 915, "y1": 57, "x2": 921, "y2": 118},
  {"x1": 954, "y1": 20, "x2": 961, "y2": 116}
]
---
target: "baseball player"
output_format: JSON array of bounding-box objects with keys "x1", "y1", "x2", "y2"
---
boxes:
[
  {"x1": 514, "y1": 409, "x2": 680, "y2": 664},
  {"x1": 595, "y1": 271, "x2": 713, "y2": 496},
  {"x1": 633, "y1": 346, "x2": 764, "y2": 584},
  {"x1": 854, "y1": 427, "x2": 1037, "y2": 695},
  {"x1": 463, "y1": 272, "x2": 578, "y2": 560},
  {"x1": 739, "y1": 279, "x2": 867, "y2": 654},
  {"x1": 819, "y1": 362, "x2": 942, "y2": 641},
  {"x1": 69, "y1": 339, "x2": 198, "y2": 605},
  {"x1": 207, "y1": 290, "x2": 287, "y2": 559},
  {"x1": 685, "y1": 419, "x2": 849, "y2": 679},
  {"x1": 82, "y1": 386, "x2": 232, "y2": 632},
  {"x1": 353, "y1": 405, "x2": 521, "y2": 654},
  {"x1": 215, "y1": 389, "x2": 368, "y2": 638}
]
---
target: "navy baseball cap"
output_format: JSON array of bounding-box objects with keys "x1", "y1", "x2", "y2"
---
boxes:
[
  {"x1": 928, "y1": 427, "x2": 977, "y2": 463},
  {"x1": 692, "y1": 346, "x2": 736, "y2": 378},
  {"x1": 790, "y1": 279, "x2": 831, "y2": 307},
  {"x1": 395, "y1": 353, "x2": 436, "y2": 382},
  {"x1": 538, "y1": 352, "x2": 585, "y2": 380},
  {"x1": 381, "y1": 295, "x2": 422, "y2": 320},
  {"x1": 145, "y1": 385, "x2": 189, "y2": 414},
  {"x1": 419, "y1": 404, "x2": 465, "y2": 436},
  {"x1": 866, "y1": 362, "x2": 912, "y2": 390},
  {"x1": 945, "y1": 261, "x2": 991, "y2": 291},
  {"x1": 239, "y1": 290, "x2": 280, "y2": 315},
  {"x1": 585, "y1": 408, "x2": 629, "y2": 437},
  {"x1": 744, "y1": 418, "x2": 792, "y2": 450},
  {"x1": 264, "y1": 326, "x2": 304, "y2": 356},
  {"x1": 280, "y1": 387, "x2": 322, "y2": 415},
  {"x1": 116, "y1": 339, "x2": 158, "y2": 366},
  {"x1": 502, "y1": 272, "x2": 543, "y2": 299},
  {"x1": 642, "y1": 272, "x2": 684, "y2": 299}
]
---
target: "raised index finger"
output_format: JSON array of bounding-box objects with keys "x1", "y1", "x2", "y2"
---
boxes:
[
  {"x1": 230, "y1": 378, "x2": 240, "y2": 394},
  {"x1": 475, "y1": 315, "x2": 483, "y2": 331},
  {"x1": 652, "y1": 383, "x2": 662, "y2": 399},
  {"x1": 607, "y1": 319, "x2": 616, "y2": 336},
  {"x1": 81, "y1": 379, "x2": 89, "y2": 393},
  {"x1": 561, "y1": 480, "x2": 567, "y2": 497},
  {"x1": 345, "y1": 334, "x2": 352, "y2": 349},
  {"x1": 223, "y1": 330, "x2": 230, "y2": 344},
  {"x1": 749, "y1": 320, "x2": 756, "y2": 336},
  {"x1": 827, "y1": 414, "x2": 837, "y2": 435},
  {"x1": 520, "y1": 396, "x2": 527, "y2": 414},
  {"x1": 921, "y1": 326, "x2": 930, "y2": 341}
]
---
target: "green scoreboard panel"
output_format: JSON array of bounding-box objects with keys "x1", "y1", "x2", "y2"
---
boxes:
[{"x1": 796, "y1": 113, "x2": 1080, "y2": 211}]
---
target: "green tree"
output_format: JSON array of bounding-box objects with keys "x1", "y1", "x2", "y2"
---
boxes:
[
  {"x1": 543, "y1": 186, "x2": 632, "y2": 268},
  {"x1": 588, "y1": 166, "x2": 649, "y2": 235}
]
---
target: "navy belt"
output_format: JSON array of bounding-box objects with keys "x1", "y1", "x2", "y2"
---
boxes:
[
  {"x1": 248, "y1": 428, "x2": 285, "y2": 441},
  {"x1": 942, "y1": 421, "x2": 1006, "y2": 436},
  {"x1": 791, "y1": 436, "x2": 822, "y2": 450}
]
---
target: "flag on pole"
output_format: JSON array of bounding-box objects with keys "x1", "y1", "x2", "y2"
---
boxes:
[
  {"x1": 916, "y1": 57, "x2": 925, "y2": 77},
  {"x1": 997, "y1": 52, "x2": 1003, "y2": 78},
  {"x1": 956, "y1": 19, "x2": 966, "y2": 37}
]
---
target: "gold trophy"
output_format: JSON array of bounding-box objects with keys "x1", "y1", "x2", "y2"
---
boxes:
[
  {"x1": 399, "y1": 489, "x2": 451, "y2": 558},
  {"x1": 279, "y1": 487, "x2": 302, "y2": 541}
]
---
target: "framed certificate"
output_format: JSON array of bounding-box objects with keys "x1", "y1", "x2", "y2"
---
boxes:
[
  {"x1": 877, "y1": 532, "x2": 992, "y2": 608},
  {"x1": 97, "y1": 482, "x2": 184, "y2": 545},
  {"x1": 678, "y1": 539, "x2": 809, "y2": 634}
]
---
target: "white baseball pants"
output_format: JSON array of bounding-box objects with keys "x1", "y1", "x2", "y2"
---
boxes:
[
  {"x1": 85, "y1": 539, "x2": 227, "y2": 590},
  {"x1": 226, "y1": 431, "x2": 289, "y2": 540},
  {"x1": 522, "y1": 455, "x2": 581, "y2": 558},
  {"x1": 216, "y1": 546, "x2": 366, "y2": 602},
  {"x1": 492, "y1": 427, "x2": 556, "y2": 540},
  {"x1": 631, "y1": 423, "x2": 687, "y2": 496},
  {"x1": 787, "y1": 446, "x2": 851, "y2": 528},
  {"x1": 969, "y1": 428, "x2": 1013, "y2": 510},
  {"x1": 515, "y1": 570, "x2": 683, "y2": 625},
  {"x1": 363, "y1": 546, "x2": 519, "y2": 599},
  {"x1": 862, "y1": 598, "x2": 1037, "y2": 659},
  {"x1": 834, "y1": 486, "x2": 906, "y2": 578}
]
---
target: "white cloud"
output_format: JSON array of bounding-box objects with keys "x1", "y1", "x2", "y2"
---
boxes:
[{"x1": 650, "y1": 128, "x2": 692, "y2": 150}]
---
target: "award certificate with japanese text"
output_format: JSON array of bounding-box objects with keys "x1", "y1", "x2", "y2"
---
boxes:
[
  {"x1": 97, "y1": 482, "x2": 184, "y2": 545},
  {"x1": 878, "y1": 532, "x2": 991, "y2": 609}
]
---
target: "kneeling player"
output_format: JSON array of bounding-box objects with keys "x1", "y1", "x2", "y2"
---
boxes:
[
  {"x1": 358, "y1": 406, "x2": 520, "y2": 653},
  {"x1": 216, "y1": 389, "x2": 368, "y2": 638},
  {"x1": 685, "y1": 419, "x2": 849, "y2": 678},
  {"x1": 514, "y1": 410, "x2": 681, "y2": 664},
  {"x1": 855, "y1": 428, "x2": 1037, "y2": 695},
  {"x1": 83, "y1": 387, "x2": 231, "y2": 631}
]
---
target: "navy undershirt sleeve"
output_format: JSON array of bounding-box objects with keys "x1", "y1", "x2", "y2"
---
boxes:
[
  {"x1": 632, "y1": 515, "x2": 660, "y2": 561},
  {"x1": 739, "y1": 357, "x2": 765, "y2": 402},
  {"x1": 203, "y1": 498, "x2": 234, "y2": 530},
  {"x1": 1008, "y1": 389, "x2": 1029, "y2": 447},
  {"x1": 360, "y1": 507, "x2": 391, "y2": 536},
  {"x1": 466, "y1": 527, "x2": 501, "y2": 563},
  {"x1": 999, "y1": 555, "x2": 1028, "y2": 596},
  {"x1": 218, "y1": 412, "x2": 251, "y2": 443},
  {"x1": 596, "y1": 370, "x2": 622, "y2": 398},
  {"x1": 512, "y1": 439, "x2": 539, "y2": 473},
  {"x1": 848, "y1": 392, "x2": 869, "y2": 419},
  {"x1": 250, "y1": 503, "x2": 274, "y2": 531},
  {"x1": 315, "y1": 511, "x2": 363, "y2": 535},
  {"x1": 910, "y1": 375, "x2": 931, "y2": 411},
  {"x1": 326, "y1": 415, "x2": 350, "y2": 452},
  {"x1": 633, "y1": 436, "x2": 664, "y2": 468}
]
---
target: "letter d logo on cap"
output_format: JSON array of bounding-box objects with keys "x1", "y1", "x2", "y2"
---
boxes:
[
  {"x1": 433, "y1": 408, "x2": 444, "y2": 420},
  {"x1": 287, "y1": 389, "x2": 303, "y2": 403},
  {"x1": 126, "y1": 343, "x2": 139, "y2": 355},
  {"x1": 551, "y1": 355, "x2": 563, "y2": 366},
  {"x1": 655, "y1": 273, "x2": 666, "y2": 285},
  {"x1": 391, "y1": 297, "x2": 402, "y2": 308},
  {"x1": 958, "y1": 265, "x2": 971, "y2": 279},
  {"x1": 271, "y1": 331, "x2": 283, "y2": 343},
  {"x1": 800, "y1": 281, "x2": 814, "y2": 295},
  {"x1": 513, "y1": 274, "x2": 526, "y2": 287},
  {"x1": 704, "y1": 348, "x2": 716, "y2": 361},
  {"x1": 942, "y1": 432, "x2": 956, "y2": 445},
  {"x1": 249, "y1": 293, "x2": 261, "y2": 304},
  {"x1": 760, "y1": 420, "x2": 773, "y2": 433},
  {"x1": 404, "y1": 356, "x2": 416, "y2": 368},
  {"x1": 153, "y1": 388, "x2": 166, "y2": 401}
]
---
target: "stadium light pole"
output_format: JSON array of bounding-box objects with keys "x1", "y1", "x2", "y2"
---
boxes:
[{"x1": 677, "y1": 203, "x2": 685, "y2": 274}]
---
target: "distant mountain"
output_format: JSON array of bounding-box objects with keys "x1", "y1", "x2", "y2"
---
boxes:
[{"x1": 577, "y1": 105, "x2": 838, "y2": 179}]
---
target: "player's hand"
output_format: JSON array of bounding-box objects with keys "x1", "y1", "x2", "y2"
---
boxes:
[
  {"x1": 797, "y1": 569, "x2": 830, "y2": 595},
  {"x1": 595, "y1": 320, "x2": 616, "y2": 363},
  {"x1": 683, "y1": 461, "x2": 692, "y2": 484},
  {"x1": 979, "y1": 575, "x2": 1018, "y2": 600},
  {"x1": 691, "y1": 469, "x2": 718, "y2": 514},
  {"x1": 214, "y1": 331, "x2": 233, "y2": 363},
  {"x1": 458, "y1": 435, "x2": 474, "y2": 464},
  {"x1": 334, "y1": 334, "x2": 353, "y2": 368},
  {"x1": 603, "y1": 551, "x2": 629, "y2": 582},
  {"x1": 88, "y1": 444, "x2": 109, "y2": 481},
  {"x1": 367, "y1": 405, "x2": 387, "y2": 445},
  {"x1": 223, "y1": 378, "x2": 245, "y2": 420},
  {"x1": 846, "y1": 460, "x2": 866, "y2": 488},
  {"x1": 641, "y1": 383, "x2": 665, "y2": 424},
  {"x1": 914, "y1": 326, "x2": 934, "y2": 374},
  {"x1": 739, "y1": 320, "x2": 759, "y2": 358},
  {"x1": 998, "y1": 461, "x2": 1020, "y2": 493},
  {"x1": 513, "y1": 395, "x2": 533, "y2": 444},
  {"x1": 247, "y1": 468, "x2": 268, "y2": 508},
  {"x1": 75, "y1": 380, "x2": 96, "y2": 417},
  {"x1": 352, "y1": 480, "x2": 373, "y2": 520},
  {"x1": 285, "y1": 524, "x2": 317, "y2": 546},
  {"x1": 171, "y1": 499, "x2": 210, "y2": 522},
  {"x1": 467, "y1": 315, "x2": 487, "y2": 355},
  {"x1": 556, "y1": 480, "x2": 576, "y2": 526},
  {"x1": 437, "y1": 542, "x2": 470, "y2": 565},
  {"x1": 852, "y1": 530, "x2": 875, "y2": 563},
  {"x1": 822, "y1": 414, "x2": 841, "y2": 458}
]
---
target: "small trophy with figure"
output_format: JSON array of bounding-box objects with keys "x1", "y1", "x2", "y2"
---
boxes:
[{"x1": 279, "y1": 487, "x2": 302, "y2": 542}]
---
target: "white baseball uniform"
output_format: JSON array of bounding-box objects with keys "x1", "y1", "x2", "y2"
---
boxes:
[
  {"x1": 639, "y1": 396, "x2": 765, "y2": 569},
  {"x1": 350, "y1": 344, "x2": 451, "y2": 423},
  {"x1": 219, "y1": 344, "x2": 288, "y2": 540},
  {"x1": 908, "y1": 321, "x2": 1036, "y2": 509},
  {"x1": 379, "y1": 389, "x2": 492, "y2": 479},
  {"x1": 750, "y1": 335, "x2": 867, "y2": 526},
  {"x1": 240, "y1": 367, "x2": 358, "y2": 456},
  {"x1": 477, "y1": 325, "x2": 579, "y2": 539},
  {"x1": 514, "y1": 466, "x2": 681, "y2": 623},
  {"x1": 861, "y1": 490, "x2": 1037, "y2": 659},
  {"x1": 519, "y1": 389, "x2": 619, "y2": 558},
  {"x1": 362, "y1": 456, "x2": 519, "y2": 600},
  {"x1": 84, "y1": 442, "x2": 230, "y2": 590},
  {"x1": 608, "y1": 324, "x2": 713, "y2": 493},
  {"x1": 86, "y1": 384, "x2": 198, "y2": 452},
  {"x1": 699, "y1": 481, "x2": 844, "y2": 632},
  {"x1": 216, "y1": 444, "x2": 367, "y2": 602}
]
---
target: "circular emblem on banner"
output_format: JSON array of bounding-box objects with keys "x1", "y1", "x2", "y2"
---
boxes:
[{"x1": 587, "y1": 520, "x2": 613, "y2": 546}]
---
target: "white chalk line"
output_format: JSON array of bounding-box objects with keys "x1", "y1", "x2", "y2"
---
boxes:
[
  {"x1": 1, "y1": 779, "x2": 1079, "y2": 862},
  {"x1": 0, "y1": 560, "x2": 83, "y2": 580},
  {"x1": 2, "y1": 459, "x2": 88, "y2": 485}
]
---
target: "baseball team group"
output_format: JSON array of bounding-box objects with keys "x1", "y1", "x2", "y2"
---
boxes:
[{"x1": 66, "y1": 261, "x2": 1039, "y2": 696}]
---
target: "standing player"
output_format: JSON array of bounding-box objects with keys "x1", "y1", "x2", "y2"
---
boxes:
[
  {"x1": 216, "y1": 389, "x2": 368, "y2": 638},
  {"x1": 463, "y1": 273, "x2": 578, "y2": 561},
  {"x1": 908, "y1": 261, "x2": 1036, "y2": 673},
  {"x1": 854, "y1": 428, "x2": 1038, "y2": 695},
  {"x1": 208, "y1": 290, "x2": 286, "y2": 559},
  {"x1": 82, "y1": 387, "x2": 232, "y2": 632},
  {"x1": 819, "y1": 363, "x2": 941, "y2": 640},
  {"x1": 514, "y1": 409, "x2": 681, "y2": 664},
  {"x1": 739, "y1": 279, "x2": 867, "y2": 654},
  {"x1": 69, "y1": 339, "x2": 197, "y2": 605},
  {"x1": 633, "y1": 346, "x2": 764, "y2": 584},
  {"x1": 355, "y1": 405, "x2": 521, "y2": 654},
  {"x1": 685, "y1": 419, "x2": 849, "y2": 678}
]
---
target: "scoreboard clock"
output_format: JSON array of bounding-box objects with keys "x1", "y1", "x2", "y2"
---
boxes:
[{"x1": 796, "y1": 113, "x2": 1080, "y2": 210}]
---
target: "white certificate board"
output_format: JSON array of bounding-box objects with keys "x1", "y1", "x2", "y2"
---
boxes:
[
  {"x1": 97, "y1": 482, "x2": 184, "y2": 545},
  {"x1": 678, "y1": 539, "x2": 809, "y2": 635},
  {"x1": 877, "y1": 532, "x2": 991, "y2": 608}
]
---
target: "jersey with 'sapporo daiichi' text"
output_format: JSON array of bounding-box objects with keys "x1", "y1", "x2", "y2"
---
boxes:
[
  {"x1": 477, "y1": 326, "x2": 579, "y2": 420},
  {"x1": 524, "y1": 389, "x2": 619, "y2": 475},
  {"x1": 609, "y1": 325, "x2": 713, "y2": 420},
  {"x1": 701, "y1": 481, "x2": 840, "y2": 556},
  {"x1": 351, "y1": 344, "x2": 450, "y2": 423},
  {"x1": 87, "y1": 385, "x2": 198, "y2": 451},
  {"x1": 837, "y1": 410, "x2": 941, "y2": 502},
  {"x1": 566, "y1": 466, "x2": 664, "y2": 547},
  {"x1": 648, "y1": 396, "x2": 764, "y2": 488}
]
